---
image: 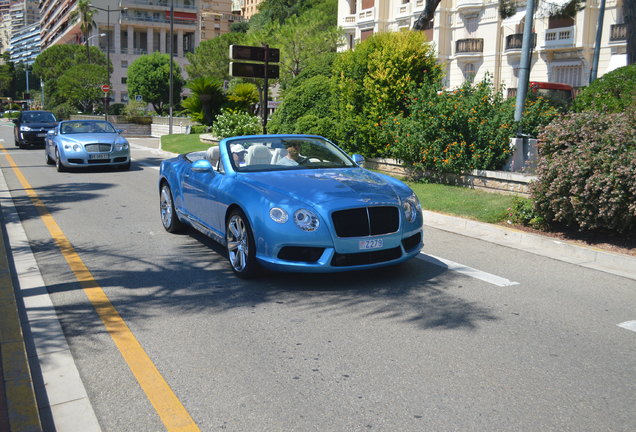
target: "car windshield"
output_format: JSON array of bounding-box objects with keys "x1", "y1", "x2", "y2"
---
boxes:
[
  {"x1": 226, "y1": 136, "x2": 357, "y2": 172},
  {"x1": 22, "y1": 112, "x2": 56, "y2": 123},
  {"x1": 61, "y1": 121, "x2": 116, "y2": 134}
]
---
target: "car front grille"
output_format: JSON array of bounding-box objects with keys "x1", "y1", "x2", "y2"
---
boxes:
[
  {"x1": 331, "y1": 206, "x2": 399, "y2": 238},
  {"x1": 85, "y1": 144, "x2": 111, "y2": 152}
]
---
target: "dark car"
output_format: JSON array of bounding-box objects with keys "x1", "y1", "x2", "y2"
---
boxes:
[{"x1": 13, "y1": 110, "x2": 58, "y2": 148}]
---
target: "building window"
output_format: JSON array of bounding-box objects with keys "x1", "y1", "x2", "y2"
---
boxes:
[
  {"x1": 121, "y1": 60, "x2": 128, "y2": 68},
  {"x1": 462, "y1": 63, "x2": 476, "y2": 82},
  {"x1": 551, "y1": 64, "x2": 582, "y2": 87},
  {"x1": 121, "y1": 77, "x2": 127, "y2": 84},
  {"x1": 361, "y1": 28, "x2": 373, "y2": 41}
]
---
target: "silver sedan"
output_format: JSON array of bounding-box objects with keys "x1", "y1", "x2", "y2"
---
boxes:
[{"x1": 45, "y1": 120, "x2": 131, "y2": 172}]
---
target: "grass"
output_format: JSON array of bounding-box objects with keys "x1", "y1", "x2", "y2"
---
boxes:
[
  {"x1": 161, "y1": 133, "x2": 211, "y2": 153},
  {"x1": 406, "y1": 182, "x2": 519, "y2": 224},
  {"x1": 159, "y1": 133, "x2": 520, "y2": 225}
]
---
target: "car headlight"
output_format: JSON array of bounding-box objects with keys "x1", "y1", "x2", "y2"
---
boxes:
[
  {"x1": 402, "y1": 193, "x2": 421, "y2": 223},
  {"x1": 20, "y1": 126, "x2": 32, "y2": 131},
  {"x1": 294, "y1": 208, "x2": 319, "y2": 232},
  {"x1": 269, "y1": 207, "x2": 288, "y2": 224},
  {"x1": 115, "y1": 142, "x2": 129, "y2": 152},
  {"x1": 63, "y1": 143, "x2": 82, "y2": 152}
]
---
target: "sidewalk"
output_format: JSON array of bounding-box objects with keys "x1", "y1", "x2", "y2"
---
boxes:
[{"x1": 1, "y1": 136, "x2": 635, "y2": 431}]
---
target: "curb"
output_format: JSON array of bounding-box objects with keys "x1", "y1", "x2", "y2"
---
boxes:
[
  {"x1": 0, "y1": 210, "x2": 42, "y2": 431},
  {"x1": 423, "y1": 210, "x2": 636, "y2": 281}
]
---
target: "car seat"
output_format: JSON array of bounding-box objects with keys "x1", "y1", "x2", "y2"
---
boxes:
[
  {"x1": 206, "y1": 146, "x2": 220, "y2": 169},
  {"x1": 245, "y1": 145, "x2": 272, "y2": 165},
  {"x1": 270, "y1": 148, "x2": 288, "y2": 164}
]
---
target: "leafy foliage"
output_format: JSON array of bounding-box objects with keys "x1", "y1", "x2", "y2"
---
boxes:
[
  {"x1": 57, "y1": 64, "x2": 108, "y2": 113},
  {"x1": 181, "y1": 77, "x2": 226, "y2": 125},
  {"x1": 227, "y1": 83, "x2": 259, "y2": 112},
  {"x1": 531, "y1": 109, "x2": 636, "y2": 233},
  {"x1": 127, "y1": 52, "x2": 184, "y2": 115},
  {"x1": 185, "y1": 32, "x2": 246, "y2": 82},
  {"x1": 571, "y1": 64, "x2": 636, "y2": 113},
  {"x1": 211, "y1": 110, "x2": 262, "y2": 139}
]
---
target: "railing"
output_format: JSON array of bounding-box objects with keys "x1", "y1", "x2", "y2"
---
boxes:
[
  {"x1": 456, "y1": 38, "x2": 484, "y2": 54},
  {"x1": 544, "y1": 26, "x2": 574, "y2": 48},
  {"x1": 122, "y1": 0, "x2": 196, "y2": 9},
  {"x1": 358, "y1": 7, "x2": 374, "y2": 21},
  {"x1": 505, "y1": 33, "x2": 536, "y2": 51},
  {"x1": 610, "y1": 24, "x2": 626, "y2": 41}
]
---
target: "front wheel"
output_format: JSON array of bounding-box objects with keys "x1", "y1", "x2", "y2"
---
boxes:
[
  {"x1": 226, "y1": 209, "x2": 259, "y2": 278},
  {"x1": 160, "y1": 183, "x2": 185, "y2": 233},
  {"x1": 45, "y1": 147, "x2": 54, "y2": 165},
  {"x1": 55, "y1": 147, "x2": 66, "y2": 172}
]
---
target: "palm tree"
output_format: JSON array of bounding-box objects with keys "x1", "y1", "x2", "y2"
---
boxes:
[{"x1": 69, "y1": 0, "x2": 98, "y2": 60}]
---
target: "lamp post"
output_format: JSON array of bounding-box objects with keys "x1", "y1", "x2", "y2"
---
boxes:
[
  {"x1": 90, "y1": 4, "x2": 126, "y2": 120},
  {"x1": 83, "y1": 33, "x2": 106, "y2": 64}
]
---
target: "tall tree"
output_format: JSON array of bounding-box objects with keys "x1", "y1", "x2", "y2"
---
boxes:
[
  {"x1": 127, "y1": 52, "x2": 184, "y2": 114},
  {"x1": 69, "y1": 0, "x2": 98, "y2": 59},
  {"x1": 185, "y1": 32, "x2": 245, "y2": 82},
  {"x1": 57, "y1": 64, "x2": 107, "y2": 112}
]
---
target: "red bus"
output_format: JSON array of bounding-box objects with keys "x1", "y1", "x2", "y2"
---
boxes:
[{"x1": 528, "y1": 81, "x2": 575, "y2": 108}]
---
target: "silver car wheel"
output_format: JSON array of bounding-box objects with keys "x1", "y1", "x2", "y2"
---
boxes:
[
  {"x1": 227, "y1": 214, "x2": 249, "y2": 272},
  {"x1": 160, "y1": 183, "x2": 185, "y2": 233}
]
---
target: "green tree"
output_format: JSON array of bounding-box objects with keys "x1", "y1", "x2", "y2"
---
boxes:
[
  {"x1": 571, "y1": 64, "x2": 636, "y2": 113},
  {"x1": 32, "y1": 45, "x2": 107, "y2": 109},
  {"x1": 127, "y1": 52, "x2": 184, "y2": 114},
  {"x1": 69, "y1": 0, "x2": 98, "y2": 59},
  {"x1": 181, "y1": 77, "x2": 226, "y2": 125},
  {"x1": 0, "y1": 62, "x2": 15, "y2": 97},
  {"x1": 185, "y1": 32, "x2": 245, "y2": 82},
  {"x1": 227, "y1": 83, "x2": 259, "y2": 112},
  {"x1": 331, "y1": 30, "x2": 443, "y2": 156},
  {"x1": 57, "y1": 64, "x2": 107, "y2": 113}
]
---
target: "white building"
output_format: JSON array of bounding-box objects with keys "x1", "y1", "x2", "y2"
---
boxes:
[
  {"x1": 9, "y1": 20, "x2": 39, "y2": 65},
  {"x1": 338, "y1": 0, "x2": 628, "y2": 93}
]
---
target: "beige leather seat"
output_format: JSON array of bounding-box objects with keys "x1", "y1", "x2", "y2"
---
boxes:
[
  {"x1": 206, "y1": 146, "x2": 220, "y2": 169},
  {"x1": 245, "y1": 144, "x2": 272, "y2": 165}
]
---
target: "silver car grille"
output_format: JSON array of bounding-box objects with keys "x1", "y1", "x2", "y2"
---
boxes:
[{"x1": 84, "y1": 144, "x2": 112, "y2": 152}]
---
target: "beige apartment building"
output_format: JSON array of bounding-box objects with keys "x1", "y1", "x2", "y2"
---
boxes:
[
  {"x1": 40, "y1": 0, "x2": 242, "y2": 106},
  {"x1": 338, "y1": 0, "x2": 628, "y2": 94}
]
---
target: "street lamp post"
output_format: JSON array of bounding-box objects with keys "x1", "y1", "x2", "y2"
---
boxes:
[
  {"x1": 90, "y1": 4, "x2": 126, "y2": 120},
  {"x1": 84, "y1": 33, "x2": 106, "y2": 64}
]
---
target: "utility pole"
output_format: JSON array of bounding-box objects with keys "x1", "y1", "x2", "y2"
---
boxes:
[
  {"x1": 590, "y1": 0, "x2": 606, "y2": 83},
  {"x1": 514, "y1": 0, "x2": 536, "y2": 134}
]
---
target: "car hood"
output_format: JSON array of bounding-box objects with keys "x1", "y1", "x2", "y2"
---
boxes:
[
  {"x1": 240, "y1": 168, "x2": 403, "y2": 207},
  {"x1": 21, "y1": 122, "x2": 57, "y2": 128},
  {"x1": 61, "y1": 133, "x2": 125, "y2": 144}
]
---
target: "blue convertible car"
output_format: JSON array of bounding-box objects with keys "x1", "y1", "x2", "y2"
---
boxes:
[{"x1": 159, "y1": 135, "x2": 423, "y2": 278}]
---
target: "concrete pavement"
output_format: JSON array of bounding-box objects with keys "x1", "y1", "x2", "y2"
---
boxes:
[{"x1": 1, "y1": 136, "x2": 634, "y2": 431}]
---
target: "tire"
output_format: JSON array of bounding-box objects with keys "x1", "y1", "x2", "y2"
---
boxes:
[
  {"x1": 119, "y1": 161, "x2": 131, "y2": 171},
  {"x1": 226, "y1": 209, "x2": 259, "y2": 278},
  {"x1": 55, "y1": 147, "x2": 66, "y2": 172},
  {"x1": 160, "y1": 183, "x2": 185, "y2": 233},
  {"x1": 15, "y1": 139, "x2": 22, "y2": 148},
  {"x1": 45, "y1": 148, "x2": 54, "y2": 165}
]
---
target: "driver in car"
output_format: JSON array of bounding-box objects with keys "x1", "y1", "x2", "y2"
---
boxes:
[{"x1": 277, "y1": 141, "x2": 307, "y2": 166}]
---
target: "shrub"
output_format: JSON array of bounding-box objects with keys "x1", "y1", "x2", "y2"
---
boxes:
[
  {"x1": 531, "y1": 109, "x2": 636, "y2": 233},
  {"x1": 507, "y1": 196, "x2": 548, "y2": 230},
  {"x1": 211, "y1": 110, "x2": 262, "y2": 139},
  {"x1": 190, "y1": 124, "x2": 211, "y2": 134},
  {"x1": 51, "y1": 103, "x2": 74, "y2": 120},
  {"x1": 109, "y1": 103, "x2": 126, "y2": 115},
  {"x1": 572, "y1": 64, "x2": 636, "y2": 113}
]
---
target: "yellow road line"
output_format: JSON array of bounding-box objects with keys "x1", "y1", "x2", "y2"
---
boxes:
[{"x1": 1, "y1": 145, "x2": 200, "y2": 431}]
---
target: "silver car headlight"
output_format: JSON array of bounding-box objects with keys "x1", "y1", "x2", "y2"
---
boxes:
[
  {"x1": 269, "y1": 207, "x2": 288, "y2": 224},
  {"x1": 294, "y1": 208, "x2": 319, "y2": 232},
  {"x1": 63, "y1": 143, "x2": 82, "y2": 152},
  {"x1": 402, "y1": 193, "x2": 421, "y2": 223},
  {"x1": 115, "y1": 142, "x2": 129, "y2": 152}
]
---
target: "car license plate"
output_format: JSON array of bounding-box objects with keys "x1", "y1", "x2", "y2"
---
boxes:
[
  {"x1": 37, "y1": 133, "x2": 46, "y2": 137},
  {"x1": 359, "y1": 238, "x2": 383, "y2": 250},
  {"x1": 89, "y1": 153, "x2": 109, "y2": 160}
]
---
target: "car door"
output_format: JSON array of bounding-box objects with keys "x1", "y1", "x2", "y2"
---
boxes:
[{"x1": 181, "y1": 162, "x2": 226, "y2": 237}]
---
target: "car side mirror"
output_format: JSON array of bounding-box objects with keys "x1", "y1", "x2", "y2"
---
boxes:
[
  {"x1": 192, "y1": 159, "x2": 214, "y2": 173},
  {"x1": 352, "y1": 154, "x2": 365, "y2": 167}
]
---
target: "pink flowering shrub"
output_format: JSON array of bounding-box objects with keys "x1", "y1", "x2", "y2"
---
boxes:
[{"x1": 531, "y1": 109, "x2": 636, "y2": 233}]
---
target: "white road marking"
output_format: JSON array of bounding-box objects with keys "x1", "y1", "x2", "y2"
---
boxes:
[
  {"x1": 418, "y1": 253, "x2": 520, "y2": 287},
  {"x1": 617, "y1": 321, "x2": 636, "y2": 333}
]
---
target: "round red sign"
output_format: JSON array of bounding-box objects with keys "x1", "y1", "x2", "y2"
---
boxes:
[{"x1": 101, "y1": 84, "x2": 111, "y2": 93}]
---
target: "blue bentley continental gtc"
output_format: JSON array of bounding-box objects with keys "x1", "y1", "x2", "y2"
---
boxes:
[{"x1": 159, "y1": 135, "x2": 423, "y2": 278}]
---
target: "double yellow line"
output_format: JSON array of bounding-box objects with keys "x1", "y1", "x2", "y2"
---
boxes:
[{"x1": 1, "y1": 144, "x2": 200, "y2": 431}]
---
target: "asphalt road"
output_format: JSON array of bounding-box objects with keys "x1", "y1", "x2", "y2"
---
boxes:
[{"x1": 1, "y1": 123, "x2": 635, "y2": 432}]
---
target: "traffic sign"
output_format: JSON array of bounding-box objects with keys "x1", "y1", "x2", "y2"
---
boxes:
[
  {"x1": 101, "y1": 84, "x2": 111, "y2": 93},
  {"x1": 229, "y1": 45, "x2": 280, "y2": 63},
  {"x1": 230, "y1": 62, "x2": 280, "y2": 79}
]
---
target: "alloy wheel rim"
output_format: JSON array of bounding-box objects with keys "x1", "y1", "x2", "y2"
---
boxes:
[
  {"x1": 160, "y1": 187, "x2": 173, "y2": 228},
  {"x1": 227, "y1": 215, "x2": 248, "y2": 272}
]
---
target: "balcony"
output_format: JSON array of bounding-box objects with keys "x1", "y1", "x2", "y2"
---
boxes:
[
  {"x1": 505, "y1": 33, "x2": 537, "y2": 51},
  {"x1": 341, "y1": 14, "x2": 356, "y2": 29},
  {"x1": 396, "y1": 2, "x2": 412, "y2": 17},
  {"x1": 456, "y1": 0, "x2": 483, "y2": 15},
  {"x1": 543, "y1": 26, "x2": 575, "y2": 49},
  {"x1": 610, "y1": 24, "x2": 626, "y2": 42},
  {"x1": 357, "y1": 7, "x2": 374, "y2": 22},
  {"x1": 456, "y1": 38, "x2": 484, "y2": 58},
  {"x1": 122, "y1": 0, "x2": 196, "y2": 9}
]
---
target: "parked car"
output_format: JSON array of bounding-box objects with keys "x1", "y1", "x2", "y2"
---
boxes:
[
  {"x1": 159, "y1": 134, "x2": 424, "y2": 278},
  {"x1": 13, "y1": 110, "x2": 58, "y2": 148},
  {"x1": 45, "y1": 120, "x2": 131, "y2": 172}
]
